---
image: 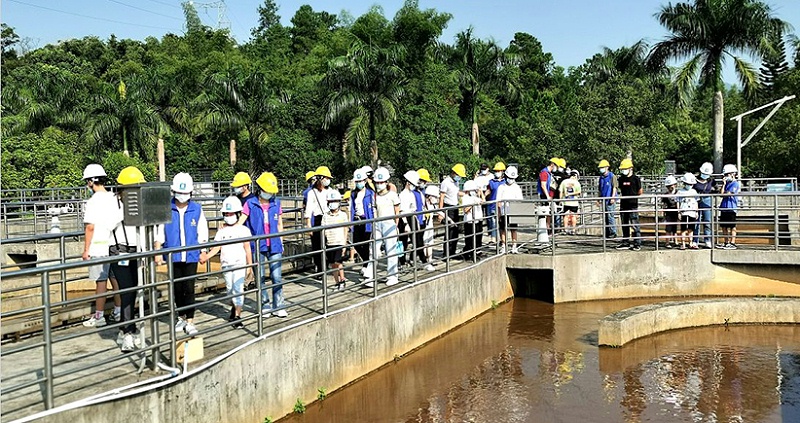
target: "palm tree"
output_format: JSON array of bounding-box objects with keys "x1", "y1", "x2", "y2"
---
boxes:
[
  {"x1": 323, "y1": 37, "x2": 405, "y2": 166},
  {"x1": 646, "y1": 0, "x2": 788, "y2": 172},
  {"x1": 447, "y1": 27, "x2": 518, "y2": 156},
  {"x1": 585, "y1": 40, "x2": 669, "y2": 85}
]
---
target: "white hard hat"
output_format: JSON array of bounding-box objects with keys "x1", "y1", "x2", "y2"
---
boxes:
[
  {"x1": 220, "y1": 196, "x2": 243, "y2": 213},
  {"x1": 699, "y1": 162, "x2": 713, "y2": 175},
  {"x1": 664, "y1": 175, "x2": 677, "y2": 186},
  {"x1": 462, "y1": 180, "x2": 478, "y2": 192},
  {"x1": 373, "y1": 167, "x2": 390, "y2": 183},
  {"x1": 326, "y1": 190, "x2": 342, "y2": 202},
  {"x1": 681, "y1": 172, "x2": 697, "y2": 185},
  {"x1": 82, "y1": 164, "x2": 107, "y2": 180},
  {"x1": 362, "y1": 165, "x2": 374, "y2": 175},
  {"x1": 353, "y1": 167, "x2": 367, "y2": 181},
  {"x1": 505, "y1": 166, "x2": 519, "y2": 179},
  {"x1": 403, "y1": 170, "x2": 420, "y2": 186},
  {"x1": 722, "y1": 164, "x2": 738, "y2": 175},
  {"x1": 424, "y1": 185, "x2": 440, "y2": 197},
  {"x1": 171, "y1": 172, "x2": 194, "y2": 193}
]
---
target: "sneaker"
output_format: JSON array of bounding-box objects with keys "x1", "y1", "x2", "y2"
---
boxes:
[
  {"x1": 360, "y1": 266, "x2": 367, "y2": 276},
  {"x1": 630, "y1": 245, "x2": 641, "y2": 251},
  {"x1": 116, "y1": 331, "x2": 124, "y2": 346},
  {"x1": 184, "y1": 323, "x2": 198, "y2": 336},
  {"x1": 232, "y1": 316, "x2": 243, "y2": 329},
  {"x1": 83, "y1": 315, "x2": 106, "y2": 328},
  {"x1": 424, "y1": 263, "x2": 435, "y2": 272},
  {"x1": 261, "y1": 308, "x2": 272, "y2": 318},
  {"x1": 690, "y1": 243, "x2": 699, "y2": 250},
  {"x1": 175, "y1": 318, "x2": 187, "y2": 332},
  {"x1": 386, "y1": 276, "x2": 399, "y2": 286},
  {"x1": 725, "y1": 243, "x2": 738, "y2": 250},
  {"x1": 715, "y1": 243, "x2": 726, "y2": 249},
  {"x1": 274, "y1": 309, "x2": 288, "y2": 318},
  {"x1": 704, "y1": 242, "x2": 713, "y2": 249},
  {"x1": 110, "y1": 310, "x2": 121, "y2": 322},
  {"x1": 511, "y1": 246, "x2": 520, "y2": 254},
  {"x1": 615, "y1": 243, "x2": 630, "y2": 250},
  {"x1": 365, "y1": 280, "x2": 375, "y2": 288},
  {"x1": 680, "y1": 244, "x2": 686, "y2": 250},
  {"x1": 665, "y1": 242, "x2": 673, "y2": 249},
  {"x1": 336, "y1": 282, "x2": 345, "y2": 291},
  {"x1": 229, "y1": 306, "x2": 236, "y2": 321},
  {"x1": 498, "y1": 245, "x2": 506, "y2": 254},
  {"x1": 120, "y1": 333, "x2": 135, "y2": 353}
]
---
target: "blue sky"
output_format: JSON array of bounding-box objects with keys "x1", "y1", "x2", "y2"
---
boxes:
[{"x1": 3, "y1": 0, "x2": 799, "y2": 79}]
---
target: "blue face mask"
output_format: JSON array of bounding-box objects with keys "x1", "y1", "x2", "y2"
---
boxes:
[
  {"x1": 701, "y1": 173, "x2": 710, "y2": 180},
  {"x1": 355, "y1": 182, "x2": 365, "y2": 190},
  {"x1": 260, "y1": 191, "x2": 273, "y2": 200},
  {"x1": 454, "y1": 175, "x2": 461, "y2": 183}
]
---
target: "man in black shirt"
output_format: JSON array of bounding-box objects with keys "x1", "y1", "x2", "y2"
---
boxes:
[{"x1": 616, "y1": 159, "x2": 642, "y2": 250}]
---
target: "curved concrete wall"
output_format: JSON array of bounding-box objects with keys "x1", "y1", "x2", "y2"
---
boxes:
[{"x1": 598, "y1": 297, "x2": 800, "y2": 347}]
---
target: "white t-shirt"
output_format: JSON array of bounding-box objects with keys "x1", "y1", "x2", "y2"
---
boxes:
[
  {"x1": 678, "y1": 188, "x2": 699, "y2": 218},
  {"x1": 375, "y1": 190, "x2": 400, "y2": 218},
  {"x1": 305, "y1": 188, "x2": 330, "y2": 220},
  {"x1": 398, "y1": 188, "x2": 418, "y2": 214},
  {"x1": 474, "y1": 174, "x2": 491, "y2": 191},
  {"x1": 496, "y1": 182, "x2": 523, "y2": 214},
  {"x1": 111, "y1": 200, "x2": 137, "y2": 250},
  {"x1": 440, "y1": 176, "x2": 460, "y2": 206},
  {"x1": 354, "y1": 189, "x2": 366, "y2": 217},
  {"x1": 213, "y1": 225, "x2": 251, "y2": 266},
  {"x1": 322, "y1": 210, "x2": 349, "y2": 246},
  {"x1": 84, "y1": 191, "x2": 121, "y2": 257},
  {"x1": 463, "y1": 194, "x2": 483, "y2": 222}
]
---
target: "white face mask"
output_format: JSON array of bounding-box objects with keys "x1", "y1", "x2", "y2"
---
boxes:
[
  {"x1": 260, "y1": 191, "x2": 273, "y2": 200},
  {"x1": 481, "y1": 169, "x2": 489, "y2": 175},
  {"x1": 494, "y1": 171, "x2": 503, "y2": 179},
  {"x1": 600, "y1": 167, "x2": 608, "y2": 175},
  {"x1": 328, "y1": 202, "x2": 340, "y2": 211},
  {"x1": 621, "y1": 169, "x2": 631, "y2": 176},
  {"x1": 174, "y1": 193, "x2": 190, "y2": 203},
  {"x1": 376, "y1": 182, "x2": 387, "y2": 192},
  {"x1": 223, "y1": 215, "x2": 238, "y2": 225},
  {"x1": 322, "y1": 178, "x2": 331, "y2": 187},
  {"x1": 234, "y1": 186, "x2": 244, "y2": 195},
  {"x1": 506, "y1": 178, "x2": 516, "y2": 185},
  {"x1": 418, "y1": 182, "x2": 427, "y2": 190}
]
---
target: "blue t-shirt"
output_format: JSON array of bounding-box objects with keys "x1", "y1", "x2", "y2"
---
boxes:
[{"x1": 720, "y1": 180, "x2": 740, "y2": 210}]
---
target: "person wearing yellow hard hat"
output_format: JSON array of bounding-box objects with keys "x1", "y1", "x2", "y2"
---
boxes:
[
  {"x1": 551, "y1": 158, "x2": 569, "y2": 231},
  {"x1": 305, "y1": 166, "x2": 334, "y2": 274},
  {"x1": 616, "y1": 158, "x2": 642, "y2": 251},
  {"x1": 485, "y1": 161, "x2": 507, "y2": 242},
  {"x1": 80, "y1": 163, "x2": 122, "y2": 337},
  {"x1": 110, "y1": 166, "x2": 147, "y2": 352},
  {"x1": 597, "y1": 159, "x2": 619, "y2": 239},
  {"x1": 537, "y1": 158, "x2": 559, "y2": 200},
  {"x1": 230, "y1": 172, "x2": 254, "y2": 225},
  {"x1": 155, "y1": 172, "x2": 209, "y2": 336},
  {"x1": 301, "y1": 170, "x2": 316, "y2": 209},
  {"x1": 439, "y1": 163, "x2": 467, "y2": 260}
]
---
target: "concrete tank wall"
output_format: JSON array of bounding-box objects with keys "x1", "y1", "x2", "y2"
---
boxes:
[{"x1": 37, "y1": 256, "x2": 514, "y2": 423}]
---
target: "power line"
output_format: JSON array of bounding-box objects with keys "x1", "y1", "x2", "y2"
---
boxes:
[
  {"x1": 107, "y1": 0, "x2": 182, "y2": 20},
  {"x1": 6, "y1": 0, "x2": 181, "y2": 31},
  {"x1": 142, "y1": 0, "x2": 182, "y2": 9}
]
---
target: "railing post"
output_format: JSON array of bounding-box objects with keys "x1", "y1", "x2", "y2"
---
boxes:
[
  {"x1": 255, "y1": 249, "x2": 264, "y2": 337},
  {"x1": 146, "y1": 228, "x2": 159, "y2": 371},
  {"x1": 41, "y1": 272, "x2": 54, "y2": 410},
  {"x1": 411, "y1": 215, "x2": 418, "y2": 283},
  {"x1": 444, "y1": 210, "x2": 451, "y2": 273},
  {"x1": 321, "y1": 230, "x2": 328, "y2": 315},
  {"x1": 654, "y1": 195, "x2": 660, "y2": 251},
  {"x1": 774, "y1": 194, "x2": 779, "y2": 251},
  {"x1": 59, "y1": 235, "x2": 67, "y2": 302},
  {"x1": 167, "y1": 255, "x2": 178, "y2": 369}
]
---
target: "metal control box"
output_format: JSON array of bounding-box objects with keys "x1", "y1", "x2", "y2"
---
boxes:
[{"x1": 119, "y1": 183, "x2": 172, "y2": 226}]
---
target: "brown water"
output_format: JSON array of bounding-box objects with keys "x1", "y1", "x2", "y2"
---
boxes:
[{"x1": 281, "y1": 298, "x2": 800, "y2": 423}]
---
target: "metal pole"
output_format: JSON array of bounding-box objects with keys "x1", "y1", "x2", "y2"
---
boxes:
[
  {"x1": 321, "y1": 229, "x2": 328, "y2": 315},
  {"x1": 774, "y1": 194, "x2": 779, "y2": 251},
  {"x1": 167, "y1": 254, "x2": 178, "y2": 369},
  {"x1": 736, "y1": 118, "x2": 743, "y2": 180},
  {"x1": 411, "y1": 216, "x2": 418, "y2": 283},
  {"x1": 255, "y1": 250, "x2": 264, "y2": 336},
  {"x1": 146, "y1": 227, "x2": 159, "y2": 370},
  {"x1": 42, "y1": 272, "x2": 54, "y2": 409},
  {"x1": 654, "y1": 195, "x2": 660, "y2": 251},
  {"x1": 445, "y1": 211, "x2": 451, "y2": 273},
  {"x1": 59, "y1": 235, "x2": 67, "y2": 302}
]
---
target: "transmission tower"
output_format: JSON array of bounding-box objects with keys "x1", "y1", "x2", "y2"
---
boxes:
[{"x1": 188, "y1": 0, "x2": 231, "y2": 31}]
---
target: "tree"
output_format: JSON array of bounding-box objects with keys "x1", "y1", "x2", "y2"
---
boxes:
[
  {"x1": 323, "y1": 37, "x2": 406, "y2": 166},
  {"x1": 182, "y1": 1, "x2": 207, "y2": 34},
  {"x1": 447, "y1": 27, "x2": 518, "y2": 156},
  {"x1": 646, "y1": 0, "x2": 788, "y2": 172},
  {"x1": 1, "y1": 23, "x2": 20, "y2": 56}
]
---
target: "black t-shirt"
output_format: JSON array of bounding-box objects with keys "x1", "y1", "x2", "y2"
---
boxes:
[{"x1": 618, "y1": 174, "x2": 641, "y2": 209}]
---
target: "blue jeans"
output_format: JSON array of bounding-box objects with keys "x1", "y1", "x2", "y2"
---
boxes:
[
  {"x1": 486, "y1": 205, "x2": 497, "y2": 238},
  {"x1": 693, "y1": 206, "x2": 712, "y2": 245},
  {"x1": 604, "y1": 201, "x2": 617, "y2": 238},
  {"x1": 259, "y1": 252, "x2": 283, "y2": 310},
  {"x1": 620, "y1": 210, "x2": 641, "y2": 246}
]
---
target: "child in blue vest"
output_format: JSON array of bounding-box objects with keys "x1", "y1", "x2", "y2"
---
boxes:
[
  {"x1": 155, "y1": 173, "x2": 209, "y2": 336},
  {"x1": 718, "y1": 164, "x2": 741, "y2": 249},
  {"x1": 242, "y1": 172, "x2": 287, "y2": 318},
  {"x1": 351, "y1": 167, "x2": 376, "y2": 281}
]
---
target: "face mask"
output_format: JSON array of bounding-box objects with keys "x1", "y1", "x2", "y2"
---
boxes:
[
  {"x1": 260, "y1": 191, "x2": 273, "y2": 200},
  {"x1": 701, "y1": 173, "x2": 710, "y2": 180},
  {"x1": 454, "y1": 175, "x2": 461, "y2": 183},
  {"x1": 174, "y1": 193, "x2": 190, "y2": 203},
  {"x1": 376, "y1": 182, "x2": 387, "y2": 192},
  {"x1": 355, "y1": 182, "x2": 365, "y2": 190},
  {"x1": 234, "y1": 186, "x2": 244, "y2": 195},
  {"x1": 506, "y1": 178, "x2": 516, "y2": 185},
  {"x1": 481, "y1": 169, "x2": 489, "y2": 175},
  {"x1": 223, "y1": 215, "x2": 238, "y2": 225},
  {"x1": 328, "y1": 202, "x2": 340, "y2": 211},
  {"x1": 322, "y1": 178, "x2": 331, "y2": 187},
  {"x1": 494, "y1": 172, "x2": 503, "y2": 179},
  {"x1": 418, "y1": 182, "x2": 427, "y2": 190},
  {"x1": 621, "y1": 169, "x2": 630, "y2": 176},
  {"x1": 600, "y1": 167, "x2": 608, "y2": 175}
]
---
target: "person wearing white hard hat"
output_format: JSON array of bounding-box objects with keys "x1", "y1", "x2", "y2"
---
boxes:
[
  {"x1": 80, "y1": 164, "x2": 123, "y2": 329},
  {"x1": 677, "y1": 173, "x2": 700, "y2": 250},
  {"x1": 439, "y1": 164, "x2": 466, "y2": 261},
  {"x1": 155, "y1": 172, "x2": 208, "y2": 336},
  {"x1": 350, "y1": 167, "x2": 376, "y2": 276},
  {"x1": 662, "y1": 175, "x2": 680, "y2": 249},
  {"x1": 496, "y1": 166, "x2": 523, "y2": 254},
  {"x1": 369, "y1": 167, "x2": 401, "y2": 287},
  {"x1": 322, "y1": 190, "x2": 349, "y2": 291},
  {"x1": 205, "y1": 196, "x2": 253, "y2": 328},
  {"x1": 398, "y1": 170, "x2": 431, "y2": 270},
  {"x1": 693, "y1": 162, "x2": 717, "y2": 248},
  {"x1": 461, "y1": 180, "x2": 484, "y2": 261},
  {"x1": 718, "y1": 164, "x2": 740, "y2": 249}
]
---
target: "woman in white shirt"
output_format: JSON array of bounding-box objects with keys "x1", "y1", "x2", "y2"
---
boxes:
[
  {"x1": 496, "y1": 166, "x2": 523, "y2": 254},
  {"x1": 461, "y1": 180, "x2": 484, "y2": 261},
  {"x1": 369, "y1": 167, "x2": 401, "y2": 287}
]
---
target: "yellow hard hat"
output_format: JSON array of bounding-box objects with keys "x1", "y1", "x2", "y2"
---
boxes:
[
  {"x1": 598, "y1": 159, "x2": 610, "y2": 168},
  {"x1": 255, "y1": 172, "x2": 279, "y2": 194},
  {"x1": 343, "y1": 190, "x2": 352, "y2": 200},
  {"x1": 619, "y1": 158, "x2": 634, "y2": 170},
  {"x1": 305, "y1": 171, "x2": 316, "y2": 182},
  {"x1": 116, "y1": 166, "x2": 146, "y2": 185},
  {"x1": 493, "y1": 162, "x2": 507, "y2": 171},
  {"x1": 315, "y1": 166, "x2": 333, "y2": 179},
  {"x1": 555, "y1": 158, "x2": 567, "y2": 168},
  {"x1": 417, "y1": 168, "x2": 431, "y2": 182},
  {"x1": 549, "y1": 157, "x2": 560, "y2": 166},
  {"x1": 451, "y1": 163, "x2": 467, "y2": 178},
  {"x1": 230, "y1": 172, "x2": 252, "y2": 188}
]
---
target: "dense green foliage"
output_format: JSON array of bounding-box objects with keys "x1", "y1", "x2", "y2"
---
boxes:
[{"x1": 1, "y1": 0, "x2": 798, "y2": 188}]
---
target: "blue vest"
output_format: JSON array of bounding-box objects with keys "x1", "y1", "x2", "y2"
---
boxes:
[
  {"x1": 487, "y1": 178, "x2": 504, "y2": 212},
  {"x1": 350, "y1": 187, "x2": 376, "y2": 232},
  {"x1": 302, "y1": 185, "x2": 312, "y2": 207},
  {"x1": 537, "y1": 167, "x2": 552, "y2": 196},
  {"x1": 599, "y1": 172, "x2": 616, "y2": 198},
  {"x1": 244, "y1": 196, "x2": 284, "y2": 255},
  {"x1": 163, "y1": 200, "x2": 202, "y2": 263},
  {"x1": 412, "y1": 189, "x2": 425, "y2": 226}
]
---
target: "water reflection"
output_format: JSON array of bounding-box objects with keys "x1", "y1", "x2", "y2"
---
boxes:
[{"x1": 280, "y1": 299, "x2": 800, "y2": 423}]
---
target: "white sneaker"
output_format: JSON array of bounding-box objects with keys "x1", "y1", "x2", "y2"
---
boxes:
[
  {"x1": 386, "y1": 276, "x2": 399, "y2": 286},
  {"x1": 499, "y1": 245, "x2": 506, "y2": 254},
  {"x1": 360, "y1": 267, "x2": 367, "y2": 276},
  {"x1": 511, "y1": 244, "x2": 519, "y2": 254},
  {"x1": 175, "y1": 318, "x2": 187, "y2": 332},
  {"x1": 83, "y1": 315, "x2": 106, "y2": 328},
  {"x1": 274, "y1": 309, "x2": 288, "y2": 318},
  {"x1": 424, "y1": 263, "x2": 435, "y2": 272},
  {"x1": 261, "y1": 309, "x2": 272, "y2": 318},
  {"x1": 365, "y1": 280, "x2": 375, "y2": 288},
  {"x1": 120, "y1": 334, "x2": 135, "y2": 353},
  {"x1": 116, "y1": 331, "x2": 124, "y2": 346},
  {"x1": 183, "y1": 322, "x2": 198, "y2": 336},
  {"x1": 110, "y1": 309, "x2": 121, "y2": 322}
]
